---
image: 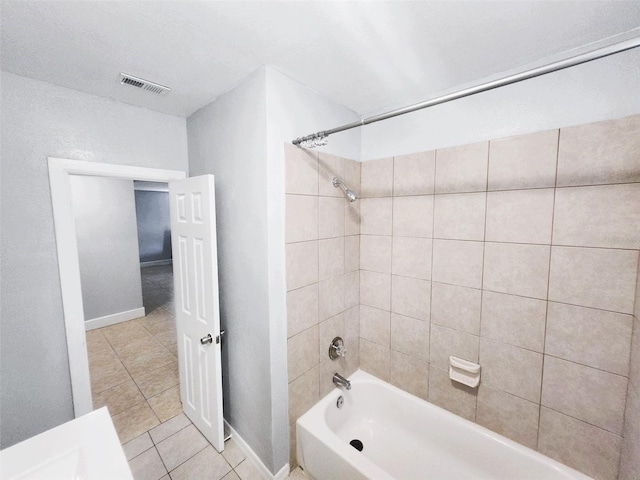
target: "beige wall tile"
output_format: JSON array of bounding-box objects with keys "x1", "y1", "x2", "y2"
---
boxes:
[
  {"x1": 285, "y1": 144, "x2": 318, "y2": 195},
  {"x1": 360, "y1": 305, "x2": 390, "y2": 347},
  {"x1": 485, "y1": 189, "x2": 554, "y2": 244},
  {"x1": 360, "y1": 197, "x2": 392, "y2": 235},
  {"x1": 287, "y1": 326, "x2": 319, "y2": 382},
  {"x1": 480, "y1": 338, "x2": 542, "y2": 403},
  {"x1": 630, "y1": 315, "x2": 640, "y2": 398},
  {"x1": 318, "y1": 152, "x2": 344, "y2": 197},
  {"x1": 431, "y1": 282, "x2": 481, "y2": 335},
  {"x1": 345, "y1": 200, "x2": 360, "y2": 235},
  {"x1": 545, "y1": 302, "x2": 632, "y2": 376},
  {"x1": 393, "y1": 151, "x2": 436, "y2": 196},
  {"x1": 361, "y1": 157, "x2": 393, "y2": 197},
  {"x1": 392, "y1": 196, "x2": 433, "y2": 237},
  {"x1": 319, "y1": 313, "x2": 345, "y2": 376},
  {"x1": 553, "y1": 183, "x2": 640, "y2": 249},
  {"x1": 344, "y1": 235, "x2": 360, "y2": 272},
  {"x1": 476, "y1": 385, "x2": 540, "y2": 449},
  {"x1": 287, "y1": 284, "x2": 318, "y2": 338},
  {"x1": 286, "y1": 241, "x2": 318, "y2": 291},
  {"x1": 391, "y1": 236, "x2": 431, "y2": 280},
  {"x1": 344, "y1": 271, "x2": 359, "y2": 309},
  {"x1": 343, "y1": 159, "x2": 361, "y2": 196},
  {"x1": 548, "y1": 246, "x2": 638, "y2": 313},
  {"x1": 318, "y1": 197, "x2": 344, "y2": 239},
  {"x1": 557, "y1": 114, "x2": 640, "y2": 187},
  {"x1": 432, "y1": 239, "x2": 484, "y2": 288},
  {"x1": 360, "y1": 235, "x2": 392, "y2": 273},
  {"x1": 481, "y1": 291, "x2": 546, "y2": 352},
  {"x1": 318, "y1": 237, "x2": 344, "y2": 281},
  {"x1": 319, "y1": 275, "x2": 345, "y2": 321},
  {"x1": 429, "y1": 324, "x2": 479, "y2": 370},
  {"x1": 541, "y1": 356, "x2": 627, "y2": 435},
  {"x1": 391, "y1": 275, "x2": 430, "y2": 321},
  {"x1": 360, "y1": 339, "x2": 390, "y2": 381},
  {"x1": 390, "y1": 350, "x2": 429, "y2": 401},
  {"x1": 428, "y1": 365, "x2": 477, "y2": 421},
  {"x1": 488, "y1": 129, "x2": 558, "y2": 190},
  {"x1": 435, "y1": 141, "x2": 489, "y2": 194},
  {"x1": 538, "y1": 407, "x2": 622, "y2": 480},
  {"x1": 288, "y1": 365, "x2": 319, "y2": 422},
  {"x1": 433, "y1": 192, "x2": 486, "y2": 241},
  {"x1": 619, "y1": 385, "x2": 640, "y2": 480},
  {"x1": 390, "y1": 313, "x2": 429, "y2": 360},
  {"x1": 360, "y1": 270, "x2": 391, "y2": 311},
  {"x1": 483, "y1": 243, "x2": 550, "y2": 299}
]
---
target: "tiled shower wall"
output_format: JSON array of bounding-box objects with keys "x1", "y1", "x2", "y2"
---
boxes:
[
  {"x1": 357, "y1": 114, "x2": 640, "y2": 480},
  {"x1": 284, "y1": 144, "x2": 361, "y2": 468},
  {"x1": 284, "y1": 115, "x2": 640, "y2": 478}
]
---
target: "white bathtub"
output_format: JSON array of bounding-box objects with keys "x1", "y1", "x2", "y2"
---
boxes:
[{"x1": 296, "y1": 370, "x2": 591, "y2": 480}]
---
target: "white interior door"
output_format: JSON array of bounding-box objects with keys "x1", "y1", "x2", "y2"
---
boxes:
[{"x1": 169, "y1": 175, "x2": 223, "y2": 451}]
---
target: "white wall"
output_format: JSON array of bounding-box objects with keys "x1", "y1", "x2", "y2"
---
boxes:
[
  {"x1": 0, "y1": 71, "x2": 188, "y2": 449},
  {"x1": 70, "y1": 176, "x2": 143, "y2": 321},
  {"x1": 361, "y1": 48, "x2": 640, "y2": 159}
]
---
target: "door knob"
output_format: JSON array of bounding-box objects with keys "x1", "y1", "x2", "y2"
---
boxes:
[{"x1": 200, "y1": 334, "x2": 213, "y2": 345}]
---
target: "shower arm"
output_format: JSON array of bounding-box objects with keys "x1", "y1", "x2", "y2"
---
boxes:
[{"x1": 292, "y1": 35, "x2": 640, "y2": 147}]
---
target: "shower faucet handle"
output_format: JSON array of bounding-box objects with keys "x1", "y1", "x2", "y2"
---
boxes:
[{"x1": 328, "y1": 337, "x2": 347, "y2": 360}]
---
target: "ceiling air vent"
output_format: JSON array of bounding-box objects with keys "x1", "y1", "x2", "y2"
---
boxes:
[{"x1": 119, "y1": 73, "x2": 171, "y2": 95}]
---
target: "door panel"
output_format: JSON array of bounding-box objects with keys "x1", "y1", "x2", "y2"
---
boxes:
[{"x1": 169, "y1": 175, "x2": 223, "y2": 451}]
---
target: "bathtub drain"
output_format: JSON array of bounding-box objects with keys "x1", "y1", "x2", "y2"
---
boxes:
[{"x1": 349, "y1": 439, "x2": 364, "y2": 452}]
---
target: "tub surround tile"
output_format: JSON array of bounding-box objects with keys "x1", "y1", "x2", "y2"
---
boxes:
[
  {"x1": 431, "y1": 283, "x2": 481, "y2": 335},
  {"x1": 428, "y1": 365, "x2": 477, "y2": 421},
  {"x1": 156, "y1": 424, "x2": 209, "y2": 472},
  {"x1": 435, "y1": 141, "x2": 489, "y2": 194},
  {"x1": 286, "y1": 241, "x2": 318, "y2": 291},
  {"x1": 289, "y1": 365, "x2": 320, "y2": 422},
  {"x1": 128, "y1": 446, "x2": 167, "y2": 480},
  {"x1": 360, "y1": 339, "x2": 390, "y2": 382},
  {"x1": 285, "y1": 144, "x2": 318, "y2": 195},
  {"x1": 287, "y1": 284, "x2": 319, "y2": 339},
  {"x1": 360, "y1": 305, "x2": 390, "y2": 347},
  {"x1": 393, "y1": 151, "x2": 436, "y2": 196},
  {"x1": 319, "y1": 237, "x2": 345, "y2": 280},
  {"x1": 344, "y1": 271, "x2": 360, "y2": 309},
  {"x1": 361, "y1": 157, "x2": 393, "y2": 197},
  {"x1": 480, "y1": 291, "x2": 546, "y2": 352},
  {"x1": 392, "y1": 196, "x2": 433, "y2": 238},
  {"x1": 288, "y1": 326, "x2": 319, "y2": 382},
  {"x1": 390, "y1": 350, "x2": 429, "y2": 401},
  {"x1": 488, "y1": 129, "x2": 559, "y2": 190},
  {"x1": 345, "y1": 200, "x2": 360, "y2": 235},
  {"x1": 479, "y1": 339, "x2": 542, "y2": 403},
  {"x1": 319, "y1": 313, "x2": 345, "y2": 364},
  {"x1": 318, "y1": 152, "x2": 345, "y2": 197},
  {"x1": 483, "y1": 243, "x2": 550, "y2": 300},
  {"x1": 429, "y1": 324, "x2": 479, "y2": 370},
  {"x1": 286, "y1": 195, "x2": 318, "y2": 243},
  {"x1": 553, "y1": 183, "x2": 640, "y2": 249},
  {"x1": 148, "y1": 385, "x2": 182, "y2": 423},
  {"x1": 391, "y1": 236, "x2": 432, "y2": 280},
  {"x1": 557, "y1": 114, "x2": 640, "y2": 187},
  {"x1": 289, "y1": 425, "x2": 298, "y2": 470},
  {"x1": 545, "y1": 302, "x2": 632, "y2": 376},
  {"x1": 360, "y1": 270, "x2": 391, "y2": 311},
  {"x1": 476, "y1": 385, "x2": 540, "y2": 449},
  {"x1": 318, "y1": 197, "x2": 345, "y2": 238},
  {"x1": 319, "y1": 275, "x2": 345, "y2": 321},
  {"x1": 432, "y1": 239, "x2": 484, "y2": 289},
  {"x1": 548, "y1": 246, "x2": 638, "y2": 314},
  {"x1": 541, "y1": 356, "x2": 627, "y2": 435},
  {"x1": 538, "y1": 407, "x2": 622, "y2": 480},
  {"x1": 360, "y1": 235, "x2": 392, "y2": 273},
  {"x1": 485, "y1": 189, "x2": 554, "y2": 244},
  {"x1": 390, "y1": 313, "x2": 429, "y2": 360},
  {"x1": 343, "y1": 158, "x2": 361, "y2": 195},
  {"x1": 344, "y1": 235, "x2": 360, "y2": 272},
  {"x1": 433, "y1": 192, "x2": 486, "y2": 241},
  {"x1": 391, "y1": 275, "x2": 430, "y2": 321},
  {"x1": 619, "y1": 385, "x2": 640, "y2": 480},
  {"x1": 360, "y1": 197, "x2": 392, "y2": 235}
]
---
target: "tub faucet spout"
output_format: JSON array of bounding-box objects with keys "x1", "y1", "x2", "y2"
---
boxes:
[{"x1": 333, "y1": 373, "x2": 351, "y2": 390}]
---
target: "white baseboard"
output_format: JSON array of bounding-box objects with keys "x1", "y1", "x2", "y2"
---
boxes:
[
  {"x1": 140, "y1": 259, "x2": 172, "y2": 268},
  {"x1": 84, "y1": 307, "x2": 146, "y2": 331},
  {"x1": 224, "y1": 420, "x2": 290, "y2": 480}
]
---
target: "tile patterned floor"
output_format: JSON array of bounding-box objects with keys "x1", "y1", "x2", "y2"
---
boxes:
[{"x1": 87, "y1": 264, "x2": 308, "y2": 479}]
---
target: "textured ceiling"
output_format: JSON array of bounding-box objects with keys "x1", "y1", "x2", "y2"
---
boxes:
[{"x1": 2, "y1": 1, "x2": 639, "y2": 117}]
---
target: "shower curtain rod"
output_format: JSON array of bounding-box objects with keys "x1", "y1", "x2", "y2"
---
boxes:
[{"x1": 292, "y1": 36, "x2": 640, "y2": 147}]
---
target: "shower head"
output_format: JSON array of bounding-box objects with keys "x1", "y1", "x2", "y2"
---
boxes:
[
  {"x1": 296, "y1": 133, "x2": 328, "y2": 149},
  {"x1": 332, "y1": 177, "x2": 358, "y2": 202}
]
